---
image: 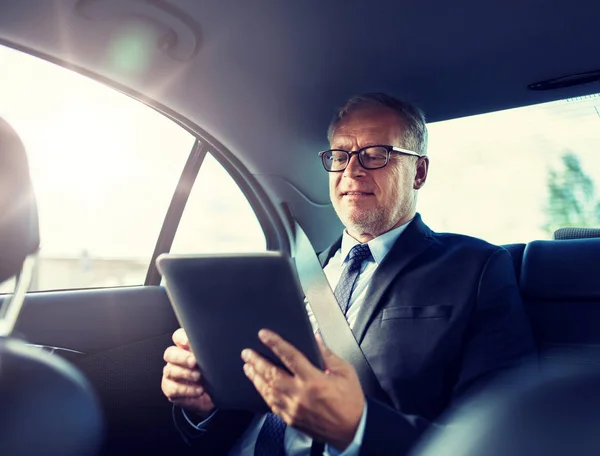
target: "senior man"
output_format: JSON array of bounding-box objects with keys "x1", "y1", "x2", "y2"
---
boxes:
[{"x1": 161, "y1": 93, "x2": 536, "y2": 455}]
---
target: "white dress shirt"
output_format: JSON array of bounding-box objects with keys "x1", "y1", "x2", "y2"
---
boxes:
[{"x1": 185, "y1": 221, "x2": 410, "y2": 455}]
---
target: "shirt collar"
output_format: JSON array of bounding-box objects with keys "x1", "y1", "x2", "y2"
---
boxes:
[{"x1": 339, "y1": 219, "x2": 412, "y2": 266}]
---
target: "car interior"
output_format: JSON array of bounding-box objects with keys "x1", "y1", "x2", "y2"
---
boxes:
[{"x1": 1, "y1": 0, "x2": 600, "y2": 454}]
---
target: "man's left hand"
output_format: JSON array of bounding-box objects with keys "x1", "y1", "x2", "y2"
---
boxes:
[{"x1": 241, "y1": 329, "x2": 365, "y2": 451}]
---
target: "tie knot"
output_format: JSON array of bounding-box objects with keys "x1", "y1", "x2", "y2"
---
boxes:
[{"x1": 348, "y1": 243, "x2": 372, "y2": 264}]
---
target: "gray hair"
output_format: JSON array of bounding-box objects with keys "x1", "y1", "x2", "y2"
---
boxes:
[{"x1": 327, "y1": 93, "x2": 428, "y2": 155}]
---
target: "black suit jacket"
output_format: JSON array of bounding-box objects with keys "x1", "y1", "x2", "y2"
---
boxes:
[{"x1": 175, "y1": 214, "x2": 536, "y2": 455}]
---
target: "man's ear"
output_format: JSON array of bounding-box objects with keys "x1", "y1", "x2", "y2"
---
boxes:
[{"x1": 414, "y1": 156, "x2": 429, "y2": 190}]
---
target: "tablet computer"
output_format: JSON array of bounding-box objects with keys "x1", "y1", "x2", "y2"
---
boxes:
[{"x1": 156, "y1": 252, "x2": 323, "y2": 413}]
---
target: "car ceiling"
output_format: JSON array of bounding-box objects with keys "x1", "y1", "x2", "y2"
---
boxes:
[{"x1": 1, "y1": 0, "x2": 599, "y2": 250}]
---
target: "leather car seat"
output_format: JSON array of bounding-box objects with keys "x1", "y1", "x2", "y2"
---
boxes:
[{"x1": 0, "y1": 117, "x2": 103, "y2": 456}]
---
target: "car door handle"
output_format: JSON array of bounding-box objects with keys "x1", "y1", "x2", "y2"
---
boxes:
[{"x1": 27, "y1": 343, "x2": 85, "y2": 359}]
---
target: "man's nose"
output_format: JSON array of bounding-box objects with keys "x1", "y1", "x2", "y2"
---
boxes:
[{"x1": 343, "y1": 153, "x2": 365, "y2": 177}]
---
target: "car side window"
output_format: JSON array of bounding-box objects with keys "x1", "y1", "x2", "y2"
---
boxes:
[
  {"x1": 170, "y1": 153, "x2": 266, "y2": 254},
  {"x1": 0, "y1": 45, "x2": 194, "y2": 291}
]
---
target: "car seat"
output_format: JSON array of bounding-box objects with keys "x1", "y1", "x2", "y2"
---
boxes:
[{"x1": 0, "y1": 117, "x2": 103, "y2": 456}]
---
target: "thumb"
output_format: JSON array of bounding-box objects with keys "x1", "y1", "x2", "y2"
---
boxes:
[
  {"x1": 316, "y1": 334, "x2": 346, "y2": 371},
  {"x1": 173, "y1": 328, "x2": 191, "y2": 350}
]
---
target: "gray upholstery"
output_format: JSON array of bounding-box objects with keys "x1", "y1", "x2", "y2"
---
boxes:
[{"x1": 554, "y1": 227, "x2": 600, "y2": 240}]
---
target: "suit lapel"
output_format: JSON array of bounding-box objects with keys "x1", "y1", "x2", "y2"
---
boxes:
[
  {"x1": 318, "y1": 237, "x2": 342, "y2": 268},
  {"x1": 352, "y1": 214, "x2": 435, "y2": 344}
]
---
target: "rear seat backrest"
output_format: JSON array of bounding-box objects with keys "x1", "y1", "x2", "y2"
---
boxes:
[
  {"x1": 501, "y1": 243, "x2": 526, "y2": 283},
  {"x1": 520, "y1": 238, "x2": 600, "y2": 371}
]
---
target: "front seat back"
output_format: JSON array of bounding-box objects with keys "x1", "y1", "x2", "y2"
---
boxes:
[
  {"x1": 0, "y1": 117, "x2": 103, "y2": 456},
  {"x1": 0, "y1": 117, "x2": 39, "y2": 284},
  {"x1": 409, "y1": 366, "x2": 600, "y2": 456}
]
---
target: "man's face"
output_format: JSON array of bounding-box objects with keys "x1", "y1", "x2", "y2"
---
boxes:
[{"x1": 328, "y1": 106, "x2": 428, "y2": 241}]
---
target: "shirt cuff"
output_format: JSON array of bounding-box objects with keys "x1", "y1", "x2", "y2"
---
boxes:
[
  {"x1": 181, "y1": 407, "x2": 219, "y2": 431},
  {"x1": 325, "y1": 402, "x2": 368, "y2": 456}
]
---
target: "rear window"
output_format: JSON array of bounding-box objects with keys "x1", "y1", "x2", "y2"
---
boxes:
[{"x1": 420, "y1": 93, "x2": 600, "y2": 244}]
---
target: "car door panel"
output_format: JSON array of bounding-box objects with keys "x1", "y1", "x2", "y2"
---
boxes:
[
  {"x1": 15, "y1": 286, "x2": 178, "y2": 352},
  {"x1": 14, "y1": 286, "x2": 187, "y2": 455}
]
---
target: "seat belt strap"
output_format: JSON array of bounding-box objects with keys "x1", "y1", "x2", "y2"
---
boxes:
[{"x1": 292, "y1": 219, "x2": 390, "y2": 404}]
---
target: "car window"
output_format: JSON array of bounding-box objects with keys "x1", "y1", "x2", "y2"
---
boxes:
[
  {"x1": 420, "y1": 92, "x2": 600, "y2": 244},
  {"x1": 170, "y1": 153, "x2": 266, "y2": 254},
  {"x1": 0, "y1": 44, "x2": 194, "y2": 291}
]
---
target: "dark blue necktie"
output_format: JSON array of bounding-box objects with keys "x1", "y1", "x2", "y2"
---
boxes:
[
  {"x1": 254, "y1": 244, "x2": 372, "y2": 456},
  {"x1": 334, "y1": 243, "x2": 373, "y2": 315},
  {"x1": 254, "y1": 412, "x2": 286, "y2": 456}
]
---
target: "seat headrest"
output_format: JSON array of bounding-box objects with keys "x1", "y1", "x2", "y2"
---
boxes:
[
  {"x1": 521, "y1": 239, "x2": 600, "y2": 300},
  {"x1": 0, "y1": 118, "x2": 39, "y2": 283},
  {"x1": 554, "y1": 227, "x2": 600, "y2": 240}
]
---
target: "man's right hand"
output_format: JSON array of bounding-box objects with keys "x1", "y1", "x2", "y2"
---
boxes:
[{"x1": 162, "y1": 328, "x2": 216, "y2": 417}]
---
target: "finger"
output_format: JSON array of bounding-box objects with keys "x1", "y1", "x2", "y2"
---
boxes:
[
  {"x1": 162, "y1": 377, "x2": 205, "y2": 400},
  {"x1": 258, "y1": 329, "x2": 317, "y2": 379},
  {"x1": 241, "y1": 349, "x2": 296, "y2": 395},
  {"x1": 173, "y1": 328, "x2": 190, "y2": 350},
  {"x1": 243, "y1": 363, "x2": 289, "y2": 411},
  {"x1": 241, "y1": 349, "x2": 289, "y2": 380},
  {"x1": 164, "y1": 345, "x2": 197, "y2": 369},
  {"x1": 163, "y1": 362, "x2": 201, "y2": 383}
]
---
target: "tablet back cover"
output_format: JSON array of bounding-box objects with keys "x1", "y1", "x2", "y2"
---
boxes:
[{"x1": 157, "y1": 252, "x2": 322, "y2": 413}]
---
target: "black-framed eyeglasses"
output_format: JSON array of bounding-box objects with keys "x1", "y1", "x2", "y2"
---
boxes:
[{"x1": 318, "y1": 145, "x2": 424, "y2": 172}]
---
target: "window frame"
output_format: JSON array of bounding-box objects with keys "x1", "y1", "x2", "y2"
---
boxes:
[
  {"x1": 0, "y1": 39, "x2": 288, "y2": 290},
  {"x1": 142, "y1": 113, "x2": 290, "y2": 285}
]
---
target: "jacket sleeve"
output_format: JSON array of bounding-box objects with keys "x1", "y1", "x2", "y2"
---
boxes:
[
  {"x1": 172, "y1": 406, "x2": 254, "y2": 455},
  {"x1": 360, "y1": 248, "x2": 537, "y2": 456}
]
